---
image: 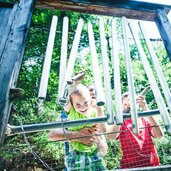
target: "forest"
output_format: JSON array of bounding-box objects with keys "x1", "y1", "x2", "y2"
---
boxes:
[{"x1": 1, "y1": 3, "x2": 171, "y2": 171}]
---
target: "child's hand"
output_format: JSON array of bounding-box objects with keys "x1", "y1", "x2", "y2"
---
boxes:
[
  {"x1": 136, "y1": 95, "x2": 148, "y2": 111},
  {"x1": 76, "y1": 132, "x2": 94, "y2": 146},
  {"x1": 79, "y1": 125, "x2": 98, "y2": 134},
  {"x1": 88, "y1": 85, "x2": 96, "y2": 99},
  {"x1": 96, "y1": 135, "x2": 108, "y2": 156},
  {"x1": 91, "y1": 99, "x2": 101, "y2": 110},
  {"x1": 91, "y1": 98, "x2": 97, "y2": 107},
  {"x1": 76, "y1": 126, "x2": 98, "y2": 146}
]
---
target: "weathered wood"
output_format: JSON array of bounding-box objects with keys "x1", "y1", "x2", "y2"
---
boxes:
[
  {"x1": 155, "y1": 9, "x2": 171, "y2": 61},
  {"x1": 0, "y1": 0, "x2": 35, "y2": 146},
  {"x1": 0, "y1": 6, "x2": 17, "y2": 62},
  {"x1": 36, "y1": 0, "x2": 171, "y2": 21}
]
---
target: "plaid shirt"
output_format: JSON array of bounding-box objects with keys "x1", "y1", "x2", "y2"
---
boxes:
[{"x1": 65, "y1": 149, "x2": 106, "y2": 171}]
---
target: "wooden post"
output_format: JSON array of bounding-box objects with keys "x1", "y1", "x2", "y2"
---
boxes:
[
  {"x1": 0, "y1": 4, "x2": 17, "y2": 61},
  {"x1": 0, "y1": 0, "x2": 35, "y2": 146},
  {"x1": 155, "y1": 9, "x2": 171, "y2": 61}
]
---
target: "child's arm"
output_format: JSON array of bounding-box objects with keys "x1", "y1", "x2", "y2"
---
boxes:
[
  {"x1": 136, "y1": 95, "x2": 163, "y2": 138},
  {"x1": 49, "y1": 127, "x2": 95, "y2": 146},
  {"x1": 96, "y1": 106, "x2": 106, "y2": 133},
  {"x1": 106, "y1": 124, "x2": 120, "y2": 140},
  {"x1": 94, "y1": 133, "x2": 108, "y2": 156},
  {"x1": 99, "y1": 135, "x2": 108, "y2": 156},
  {"x1": 63, "y1": 101, "x2": 72, "y2": 112}
]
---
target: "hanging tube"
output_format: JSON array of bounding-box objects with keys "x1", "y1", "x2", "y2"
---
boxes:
[
  {"x1": 58, "y1": 17, "x2": 69, "y2": 100},
  {"x1": 59, "y1": 19, "x2": 84, "y2": 101},
  {"x1": 99, "y1": 18, "x2": 113, "y2": 124},
  {"x1": 129, "y1": 21, "x2": 171, "y2": 135},
  {"x1": 88, "y1": 22, "x2": 105, "y2": 106},
  {"x1": 111, "y1": 18, "x2": 123, "y2": 125},
  {"x1": 139, "y1": 22, "x2": 171, "y2": 114},
  {"x1": 38, "y1": 16, "x2": 58, "y2": 99},
  {"x1": 122, "y1": 17, "x2": 139, "y2": 134}
]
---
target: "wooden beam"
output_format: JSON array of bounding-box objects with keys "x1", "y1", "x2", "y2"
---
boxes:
[
  {"x1": 155, "y1": 9, "x2": 171, "y2": 61},
  {"x1": 36, "y1": 0, "x2": 171, "y2": 21},
  {"x1": 0, "y1": 0, "x2": 35, "y2": 146}
]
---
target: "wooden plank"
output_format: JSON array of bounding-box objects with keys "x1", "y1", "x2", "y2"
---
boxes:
[
  {"x1": 155, "y1": 9, "x2": 171, "y2": 61},
  {"x1": 0, "y1": 0, "x2": 35, "y2": 146},
  {"x1": 0, "y1": 6, "x2": 17, "y2": 62},
  {"x1": 36, "y1": 0, "x2": 171, "y2": 21}
]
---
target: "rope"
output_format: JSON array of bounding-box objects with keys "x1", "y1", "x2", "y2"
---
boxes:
[
  {"x1": 11, "y1": 105, "x2": 55, "y2": 171},
  {"x1": 60, "y1": 111, "x2": 72, "y2": 154}
]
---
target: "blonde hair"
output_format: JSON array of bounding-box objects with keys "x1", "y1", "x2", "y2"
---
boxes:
[{"x1": 70, "y1": 84, "x2": 90, "y2": 104}]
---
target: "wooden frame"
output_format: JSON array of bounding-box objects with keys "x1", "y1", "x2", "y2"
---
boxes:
[
  {"x1": 36, "y1": 0, "x2": 171, "y2": 21},
  {"x1": 0, "y1": 0, "x2": 35, "y2": 146}
]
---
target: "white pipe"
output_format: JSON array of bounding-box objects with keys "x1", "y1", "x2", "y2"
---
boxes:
[
  {"x1": 58, "y1": 17, "x2": 69, "y2": 100},
  {"x1": 139, "y1": 22, "x2": 171, "y2": 114},
  {"x1": 129, "y1": 21, "x2": 171, "y2": 135},
  {"x1": 38, "y1": 16, "x2": 58, "y2": 99},
  {"x1": 99, "y1": 18, "x2": 113, "y2": 124},
  {"x1": 88, "y1": 22, "x2": 105, "y2": 106},
  {"x1": 111, "y1": 18, "x2": 123, "y2": 125},
  {"x1": 122, "y1": 17, "x2": 139, "y2": 134},
  {"x1": 60, "y1": 19, "x2": 84, "y2": 100}
]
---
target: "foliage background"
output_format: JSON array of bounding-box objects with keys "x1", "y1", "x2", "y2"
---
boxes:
[{"x1": 1, "y1": 4, "x2": 171, "y2": 170}]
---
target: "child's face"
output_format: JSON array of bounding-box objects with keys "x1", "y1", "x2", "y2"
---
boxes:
[
  {"x1": 122, "y1": 96, "x2": 131, "y2": 113},
  {"x1": 71, "y1": 94, "x2": 91, "y2": 115}
]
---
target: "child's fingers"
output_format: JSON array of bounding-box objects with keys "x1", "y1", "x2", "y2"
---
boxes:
[
  {"x1": 87, "y1": 128, "x2": 97, "y2": 134},
  {"x1": 91, "y1": 125, "x2": 99, "y2": 131}
]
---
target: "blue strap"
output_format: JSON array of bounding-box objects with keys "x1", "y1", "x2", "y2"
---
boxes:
[
  {"x1": 60, "y1": 111, "x2": 70, "y2": 156},
  {"x1": 60, "y1": 110, "x2": 68, "y2": 120}
]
